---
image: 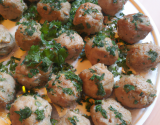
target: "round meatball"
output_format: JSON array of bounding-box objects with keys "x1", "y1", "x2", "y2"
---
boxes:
[
  {"x1": 126, "y1": 43, "x2": 160, "y2": 72},
  {"x1": 0, "y1": 25, "x2": 15, "y2": 56},
  {"x1": 46, "y1": 71, "x2": 82, "y2": 107},
  {"x1": 10, "y1": 95, "x2": 52, "y2": 125},
  {"x1": 57, "y1": 111, "x2": 91, "y2": 125},
  {"x1": 37, "y1": 0, "x2": 71, "y2": 22},
  {"x1": 0, "y1": 72, "x2": 16, "y2": 104},
  {"x1": 79, "y1": 63, "x2": 114, "y2": 99},
  {"x1": 0, "y1": 0, "x2": 27, "y2": 20},
  {"x1": 15, "y1": 19, "x2": 41, "y2": 51},
  {"x1": 73, "y1": 2, "x2": 104, "y2": 35},
  {"x1": 114, "y1": 75, "x2": 157, "y2": 108},
  {"x1": 98, "y1": 0, "x2": 128, "y2": 16},
  {"x1": 14, "y1": 55, "x2": 51, "y2": 89},
  {"x1": 85, "y1": 33, "x2": 118, "y2": 65},
  {"x1": 117, "y1": 13, "x2": 153, "y2": 44},
  {"x1": 55, "y1": 31, "x2": 84, "y2": 61},
  {"x1": 90, "y1": 98, "x2": 132, "y2": 125}
]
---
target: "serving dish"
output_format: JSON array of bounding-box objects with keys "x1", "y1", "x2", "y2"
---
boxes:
[{"x1": 0, "y1": 0, "x2": 160, "y2": 124}]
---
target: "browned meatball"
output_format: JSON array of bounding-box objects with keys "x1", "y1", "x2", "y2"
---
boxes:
[
  {"x1": 37, "y1": 0, "x2": 71, "y2": 22},
  {"x1": 98, "y1": 0, "x2": 128, "y2": 16},
  {"x1": 117, "y1": 13, "x2": 153, "y2": 44},
  {"x1": 15, "y1": 19, "x2": 41, "y2": 51},
  {"x1": 0, "y1": 0, "x2": 27, "y2": 20},
  {"x1": 0, "y1": 25, "x2": 16, "y2": 57},
  {"x1": 57, "y1": 111, "x2": 91, "y2": 125},
  {"x1": 14, "y1": 55, "x2": 51, "y2": 89},
  {"x1": 46, "y1": 71, "x2": 82, "y2": 107},
  {"x1": 85, "y1": 33, "x2": 118, "y2": 65},
  {"x1": 79, "y1": 63, "x2": 114, "y2": 99},
  {"x1": 54, "y1": 31, "x2": 84, "y2": 61},
  {"x1": 126, "y1": 43, "x2": 160, "y2": 72},
  {"x1": 10, "y1": 95, "x2": 52, "y2": 125},
  {"x1": 73, "y1": 2, "x2": 104, "y2": 35},
  {"x1": 90, "y1": 98, "x2": 132, "y2": 125},
  {"x1": 114, "y1": 75, "x2": 157, "y2": 108}
]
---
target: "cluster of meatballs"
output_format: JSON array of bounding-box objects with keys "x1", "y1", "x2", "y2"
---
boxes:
[{"x1": 0, "y1": 0, "x2": 159, "y2": 125}]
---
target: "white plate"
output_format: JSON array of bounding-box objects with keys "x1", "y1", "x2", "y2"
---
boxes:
[{"x1": 0, "y1": 0, "x2": 160, "y2": 124}]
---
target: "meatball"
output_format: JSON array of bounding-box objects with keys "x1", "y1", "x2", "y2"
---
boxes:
[
  {"x1": 37, "y1": 0, "x2": 71, "y2": 22},
  {"x1": 126, "y1": 43, "x2": 160, "y2": 72},
  {"x1": 117, "y1": 13, "x2": 153, "y2": 44},
  {"x1": 73, "y1": 2, "x2": 104, "y2": 35},
  {"x1": 15, "y1": 19, "x2": 41, "y2": 51},
  {"x1": 46, "y1": 71, "x2": 82, "y2": 107},
  {"x1": 57, "y1": 111, "x2": 91, "y2": 125},
  {"x1": 98, "y1": 0, "x2": 128, "y2": 16},
  {"x1": 0, "y1": 72, "x2": 16, "y2": 104},
  {"x1": 79, "y1": 63, "x2": 114, "y2": 99},
  {"x1": 0, "y1": 25, "x2": 16, "y2": 57},
  {"x1": 85, "y1": 33, "x2": 119, "y2": 65},
  {"x1": 10, "y1": 95, "x2": 52, "y2": 125},
  {"x1": 114, "y1": 75, "x2": 157, "y2": 108},
  {"x1": 55, "y1": 31, "x2": 84, "y2": 61},
  {"x1": 0, "y1": 0, "x2": 27, "y2": 20},
  {"x1": 90, "y1": 98, "x2": 132, "y2": 125},
  {"x1": 14, "y1": 55, "x2": 51, "y2": 89}
]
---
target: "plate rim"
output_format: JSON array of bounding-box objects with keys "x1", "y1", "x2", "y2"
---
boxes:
[{"x1": 129, "y1": 0, "x2": 160, "y2": 124}]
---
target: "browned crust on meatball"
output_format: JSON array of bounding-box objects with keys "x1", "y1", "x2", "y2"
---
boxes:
[
  {"x1": 117, "y1": 13, "x2": 153, "y2": 44},
  {"x1": 126, "y1": 43, "x2": 160, "y2": 72},
  {"x1": 14, "y1": 55, "x2": 51, "y2": 89},
  {"x1": 90, "y1": 98, "x2": 132, "y2": 125},
  {"x1": 37, "y1": 2, "x2": 71, "y2": 22},
  {"x1": 15, "y1": 21, "x2": 41, "y2": 51},
  {"x1": 0, "y1": 0, "x2": 27, "y2": 20},
  {"x1": 85, "y1": 36, "x2": 118, "y2": 65},
  {"x1": 114, "y1": 75, "x2": 157, "y2": 108},
  {"x1": 98, "y1": 0, "x2": 128, "y2": 16},
  {"x1": 79, "y1": 63, "x2": 114, "y2": 99},
  {"x1": 46, "y1": 73, "x2": 81, "y2": 107},
  {"x1": 73, "y1": 2, "x2": 104, "y2": 35}
]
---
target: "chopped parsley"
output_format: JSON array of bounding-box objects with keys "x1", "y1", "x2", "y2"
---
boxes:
[
  {"x1": 68, "y1": 116, "x2": 79, "y2": 125},
  {"x1": 132, "y1": 13, "x2": 143, "y2": 30},
  {"x1": 113, "y1": 0, "x2": 117, "y2": 3},
  {"x1": 146, "y1": 79, "x2": 153, "y2": 85},
  {"x1": 23, "y1": 5, "x2": 41, "y2": 21},
  {"x1": 95, "y1": 105, "x2": 107, "y2": 119},
  {"x1": 28, "y1": 69, "x2": 39, "y2": 78},
  {"x1": 90, "y1": 73, "x2": 106, "y2": 96},
  {"x1": 64, "y1": 71, "x2": 82, "y2": 92},
  {"x1": 35, "y1": 101, "x2": 42, "y2": 107},
  {"x1": 147, "y1": 50, "x2": 158, "y2": 63},
  {"x1": 43, "y1": 6, "x2": 47, "y2": 10},
  {"x1": 0, "y1": 74, "x2": 6, "y2": 81},
  {"x1": 89, "y1": 68, "x2": 96, "y2": 73},
  {"x1": 123, "y1": 84, "x2": 135, "y2": 93},
  {"x1": 40, "y1": 0, "x2": 67, "y2": 11},
  {"x1": 17, "y1": 20, "x2": 38, "y2": 36},
  {"x1": 150, "y1": 94, "x2": 156, "y2": 97},
  {"x1": 34, "y1": 109, "x2": 45, "y2": 121},
  {"x1": 51, "y1": 119, "x2": 58, "y2": 125},
  {"x1": 139, "y1": 92, "x2": 143, "y2": 96},
  {"x1": 82, "y1": 7, "x2": 99, "y2": 16},
  {"x1": 62, "y1": 88, "x2": 74, "y2": 95},
  {"x1": 15, "y1": 107, "x2": 32, "y2": 122},
  {"x1": 134, "y1": 100, "x2": 138, "y2": 104},
  {"x1": 106, "y1": 46, "x2": 118, "y2": 56},
  {"x1": 92, "y1": 33, "x2": 106, "y2": 48},
  {"x1": 109, "y1": 106, "x2": 127, "y2": 125},
  {"x1": 86, "y1": 22, "x2": 91, "y2": 29}
]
